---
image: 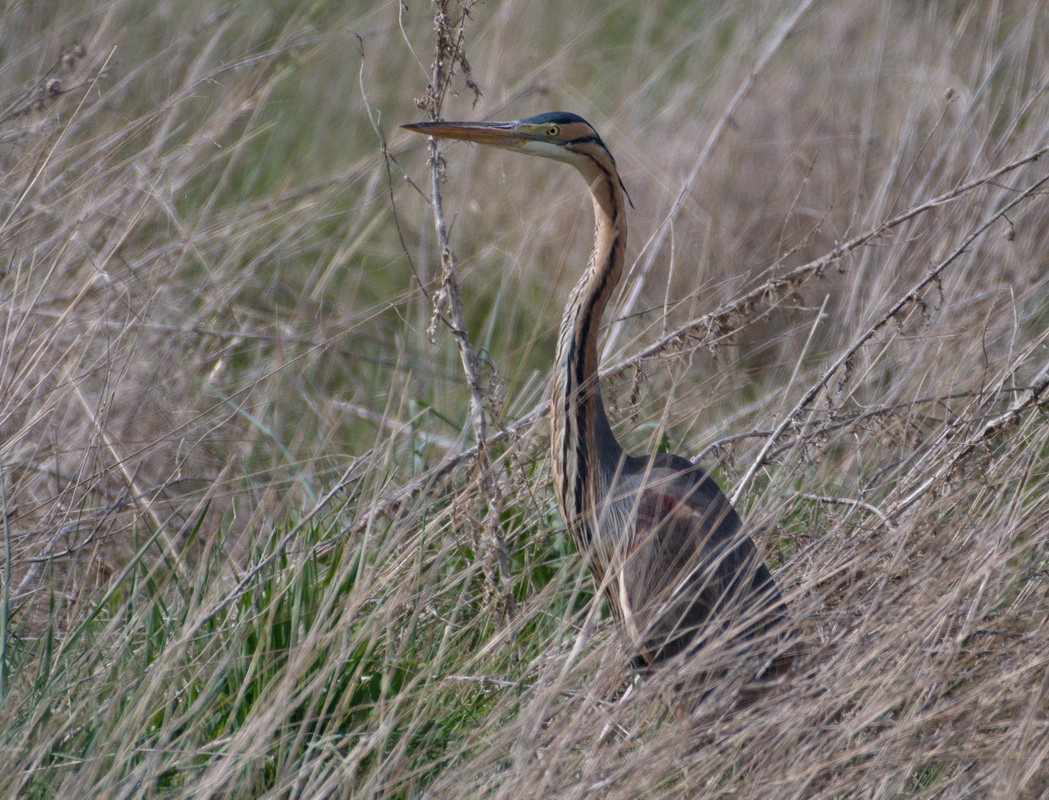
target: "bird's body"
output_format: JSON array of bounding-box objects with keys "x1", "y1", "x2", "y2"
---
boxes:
[{"x1": 404, "y1": 112, "x2": 789, "y2": 683}]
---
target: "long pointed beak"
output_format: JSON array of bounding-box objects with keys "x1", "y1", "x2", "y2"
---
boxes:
[{"x1": 401, "y1": 120, "x2": 528, "y2": 148}]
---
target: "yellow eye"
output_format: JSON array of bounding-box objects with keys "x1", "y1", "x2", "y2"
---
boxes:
[{"x1": 546, "y1": 125, "x2": 560, "y2": 137}]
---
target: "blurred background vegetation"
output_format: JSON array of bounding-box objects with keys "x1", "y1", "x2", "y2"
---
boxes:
[{"x1": 1, "y1": 0, "x2": 1047, "y2": 797}]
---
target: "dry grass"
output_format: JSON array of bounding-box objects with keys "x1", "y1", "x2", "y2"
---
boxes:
[{"x1": 1, "y1": 0, "x2": 1048, "y2": 797}]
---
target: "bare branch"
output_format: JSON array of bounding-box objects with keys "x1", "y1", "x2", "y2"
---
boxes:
[
  {"x1": 415, "y1": 0, "x2": 514, "y2": 621},
  {"x1": 605, "y1": 142, "x2": 1049, "y2": 384},
  {"x1": 729, "y1": 172, "x2": 1049, "y2": 504}
]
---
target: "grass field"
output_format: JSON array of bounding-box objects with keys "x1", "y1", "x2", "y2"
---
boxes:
[{"x1": 2, "y1": 0, "x2": 1048, "y2": 797}]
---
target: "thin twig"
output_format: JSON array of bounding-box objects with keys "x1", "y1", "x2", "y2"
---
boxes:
[
  {"x1": 417, "y1": 0, "x2": 515, "y2": 620},
  {"x1": 796, "y1": 492, "x2": 897, "y2": 533},
  {"x1": 892, "y1": 335, "x2": 1049, "y2": 515},
  {"x1": 729, "y1": 172, "x2": 1049, "y2": 505},
  {"x1": 605, "y1": 142, "x2": 1049, "y2": 385}
]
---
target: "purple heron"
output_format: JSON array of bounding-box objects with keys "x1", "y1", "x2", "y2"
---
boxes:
[{"x1": 403, "y1": 113, "x2": 791, "y2": 684}]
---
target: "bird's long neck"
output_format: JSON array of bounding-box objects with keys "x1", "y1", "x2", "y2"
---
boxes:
[{"x1": 551, "y1": 166, "x2": 627, "y2": 550}]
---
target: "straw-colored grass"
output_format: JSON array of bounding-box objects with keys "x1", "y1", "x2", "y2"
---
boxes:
[{"x1": 1, "y1": 1, "x2": 1048, "y2": 797}]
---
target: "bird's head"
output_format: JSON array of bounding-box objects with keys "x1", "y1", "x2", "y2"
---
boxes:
[
  {"x1": 403, "y1": 111, "x2": 604, "y2": 162},
  {"x1": 402, "y1": 112, "x2": 630, "y2": 203}
]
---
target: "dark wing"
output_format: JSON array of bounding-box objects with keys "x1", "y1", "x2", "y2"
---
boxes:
[{"x1": 619, "y1": 459, "x2": 788, "y2": 673}]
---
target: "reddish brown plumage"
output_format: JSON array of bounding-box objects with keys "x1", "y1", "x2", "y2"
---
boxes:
[{"x1": 404, "y1": 113, "x2": 792, "y2": 698}]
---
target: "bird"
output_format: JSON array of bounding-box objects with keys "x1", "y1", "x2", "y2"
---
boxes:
[{"x1": 403, "y1": 112, "x2": 792, "y2": 693}]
